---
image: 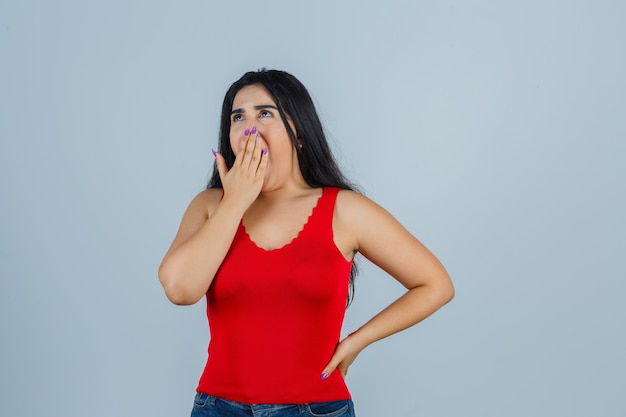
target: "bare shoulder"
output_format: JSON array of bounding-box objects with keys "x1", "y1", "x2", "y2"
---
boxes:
[
  {"x1": 163, "y1": 188, "x2": 223, "y2": 258},
  {"x1": 333, "y1": 189, "x2": 395, "y2": 258},
  {"x1": 186, "y1": 188, "x2": 223, "y2": 218},
  {"x1": 335, "y1": 189, "x2": 415, "y2": 254},
  {"x1": 335, "y1": 189, "x2": 392, "y2": 224}
]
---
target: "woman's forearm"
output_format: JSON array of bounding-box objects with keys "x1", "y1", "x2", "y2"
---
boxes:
[
  {"x1": 349, "y1": 281, "x2": 454, "y2": 351},
  {"x1": 320, "y1": 279, "x2": 454, "y2": 378}
]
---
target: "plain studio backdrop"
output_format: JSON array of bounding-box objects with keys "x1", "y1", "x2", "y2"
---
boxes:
[{"x1": 1, "y1": 1, "x2": 624, "y2": 416}]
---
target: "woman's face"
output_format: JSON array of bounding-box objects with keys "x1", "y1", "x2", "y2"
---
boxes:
[{"x1": 229, "y1": 84, "x2": 301, "y2": 190}]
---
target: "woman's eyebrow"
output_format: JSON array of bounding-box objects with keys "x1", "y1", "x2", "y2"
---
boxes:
[
  {"x1": 254, "y1": 104, "x2": 278, "y2": 110},
  {"x1": 230, "y1": 104, "x2": 279, "y2": 115}
]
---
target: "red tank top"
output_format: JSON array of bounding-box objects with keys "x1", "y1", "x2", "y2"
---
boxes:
[{"x1": 197, "y1": 187, "x2": 353, "y2": 404}]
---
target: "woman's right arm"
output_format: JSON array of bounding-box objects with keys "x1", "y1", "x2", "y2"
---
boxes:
[{"x1": 158, "y1": 189, "x2": 247, "y2": 305}]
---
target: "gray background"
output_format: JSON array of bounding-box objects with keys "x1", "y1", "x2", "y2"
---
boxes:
[{"x1": 1, "y1": 1, "x2": 624, "y2": 416}]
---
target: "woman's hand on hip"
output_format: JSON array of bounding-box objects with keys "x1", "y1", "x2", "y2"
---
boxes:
[{"x1": 321, "y1": 333, "x2": 363, "y2": 380}]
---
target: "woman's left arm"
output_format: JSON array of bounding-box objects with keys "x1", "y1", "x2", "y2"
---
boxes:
[{"x1": 322, "y1": 190, "x2": 454, "y2": 379}]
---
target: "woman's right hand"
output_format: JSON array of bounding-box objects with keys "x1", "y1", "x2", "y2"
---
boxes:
[{"x1": 214, "y1": 126, "x2": 268, "y2": 212}]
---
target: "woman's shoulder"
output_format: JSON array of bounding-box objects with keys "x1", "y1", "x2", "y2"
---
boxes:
[
  {"x1": 187, "y1": 188, "x2": 223, "y2": 217},
  {"x1": 335, "y1": 188, "x2": 395, "y2": 225},
  {"x1": 335, "y1": 188, "x2": 374, "y2": 209},
  {"x1": 333, "y1": 189, "x2": 393, "y2": 255},
  {"x1": 191, "y1": 187, "x2": 223, "y2": 203},
  {"x1": 335, "y1": 189, "x2": 371, "y2": 221}
]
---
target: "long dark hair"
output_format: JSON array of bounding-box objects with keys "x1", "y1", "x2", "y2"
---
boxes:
[{"x1": 207, "y1": 69, "x2": 359, "y2": 304}]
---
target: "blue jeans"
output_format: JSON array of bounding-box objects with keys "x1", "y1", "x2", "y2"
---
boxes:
[{"x1": 190, "y1": 392, "x2": 356, "y2": 417}]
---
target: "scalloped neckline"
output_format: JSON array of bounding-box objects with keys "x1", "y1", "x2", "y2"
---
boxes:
[{"x1": 241, "y1": 188, "x2": 324, "y2": 252}]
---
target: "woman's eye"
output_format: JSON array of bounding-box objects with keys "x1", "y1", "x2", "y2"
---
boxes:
[
  {"x1": 260, "y1": 110, "x2": 272, "y2": 118},
  {"x1": 232, "y1": 114, "x2": 243, "y2": 122}
]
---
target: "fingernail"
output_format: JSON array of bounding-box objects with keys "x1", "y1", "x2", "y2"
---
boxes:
[
  {"x1": 320, "y1": 372, "x2": 328, "y2": 381},
  {"x1": 244, "y1": 128, "x2": 250, "y2": 136},
  {"x1": 262, "y1": 147, "x2": 268, "y2": 155},
  {"x1": 211, "y1": 148, "x2": 217, "y2": 157},
  {"x1": 251, "y1": 126, "x2": 257, "y2": 134},
  {"x1": 256, "y1": 133, "x2": 260, "y2": 142}
]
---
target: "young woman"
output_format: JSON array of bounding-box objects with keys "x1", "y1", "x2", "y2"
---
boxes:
[{"x1": 159, "y1": 69, "x2": 454, "y2": 417}]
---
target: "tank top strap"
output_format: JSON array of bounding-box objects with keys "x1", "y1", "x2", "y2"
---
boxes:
[{"x1": 306, "y1": 187, "x2": 340, "y2": 236}]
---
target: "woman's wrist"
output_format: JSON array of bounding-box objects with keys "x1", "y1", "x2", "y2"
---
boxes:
[{"x1": 345, "y1": 328, "x2": 375, "y2": 353}]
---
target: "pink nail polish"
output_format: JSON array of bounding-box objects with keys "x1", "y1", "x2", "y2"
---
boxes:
[
  {"x1": 256, "y1": 133, "x2": 260, "y2": 142},
  {"x1": 251, "y1": 126, "x2": 257, "y2": 134},
  {"x1": 262, "y1": 147, "x2": 268, "y2": 155},
  {"x1": 320, "y1": 372, "x2": 329, "y2": 381},
  {"x1": 212, "y1": 149, "x2": 217, "y2": 157},
  {"x1": 244, "y1": 128, "x2": 250, "y2": 136}
]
